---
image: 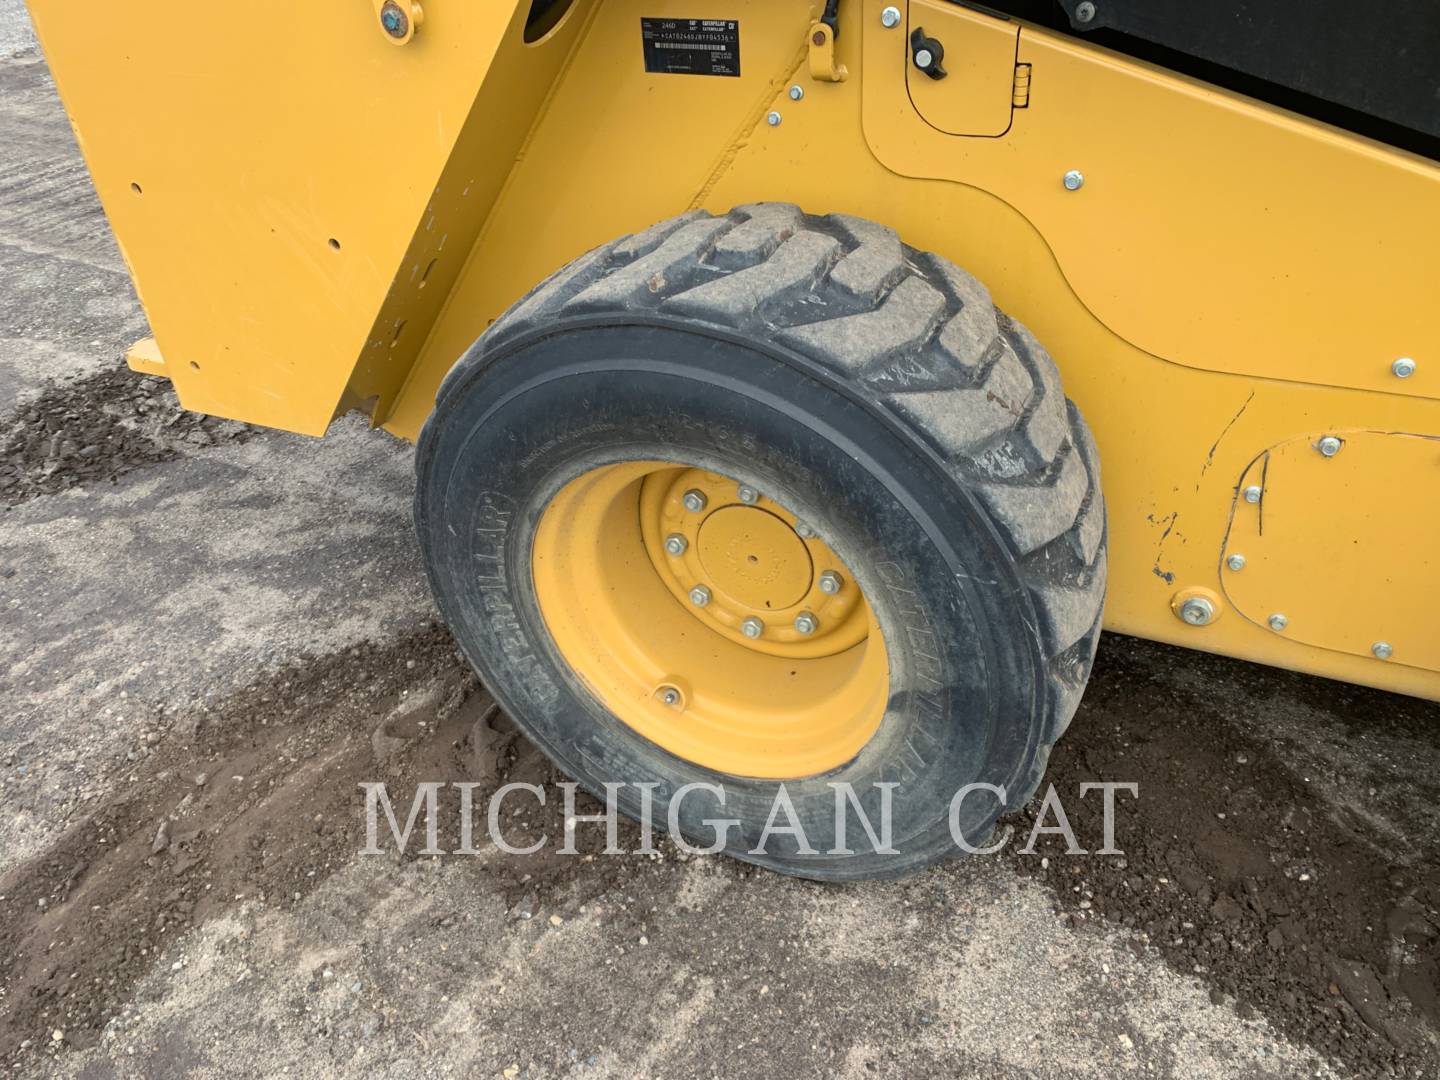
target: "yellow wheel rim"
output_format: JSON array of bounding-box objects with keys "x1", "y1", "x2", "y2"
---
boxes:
[{"x1": 531, "y1": 462, "x2": 889, "y2": 779}]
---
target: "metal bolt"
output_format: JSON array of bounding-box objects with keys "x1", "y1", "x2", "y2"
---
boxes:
[
  {"x1": 880, "y1": 6, "x2": 902, "y2": 28},
  {"x1": 794, "y1": 611, "x2": 819, "y2": 635},
  {"x1": 689, "y1": 585, "x2": 711, "y2": 607},
  {"x1": 1243, "y1": 485, "x2": 1262, "y2": 504},
  {"x1": 1372, "y1": 641, "x2": 1394, "y2": 660},
  {"x1": 741, "y1": 617, "x2": 765, "y2": 639},
  {"x1": 379, "y1": 0, "x2": 408, "y2": 37},
  {"x1": 789, "y1": 85, "x2": 804, "y2": 101},
  {"x1": 1063, "y1": 170, "x2": 1085, "y2": 191},
  {"x1": 1074, "y1": 1, "x2": 1097, "y2": 24},
  {"x1": 737, "y1": 484, "x2": 760, "y2": 505},
  {"x1": 794, "y1": 520, "x2": 815, "y2": 539},
  {"x1": 1268, "y1": 613, "x2": 1289, "y2": 632},
  {"x1": 1317, "y1": 435, "x2": 1342, "y2": 457},
  {"x1": 1226, "y1": 553, "x2": 1246, "y2": 572},
  {"x1": 682, "y1": 489, "x2": 708, "y2": 513},
  {"x1": 664, "y1": 534, "x2": 688, "y2": 556},
  {"x1": 766, "y1": 111, "x2": 782, "y2": 127},
  {"x1": 1392, "y1": 357, "x2": 1416, "y2": 379},
  {"x1": 818, "y1": 570, "x2": 843, "y2": 595},
  {"x1": 659, "y1": 686, "x2": 682, "y2": 707},
  {"x1": 1179, "y1": 597, "x2": 1215, "y2": 627}
]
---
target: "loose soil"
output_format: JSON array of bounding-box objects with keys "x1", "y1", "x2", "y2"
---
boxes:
[
  {"x1": 0, "y1": 367, "x2": 254, "y2": 507},
  {"x1": 1008, "y1": 636, "x2": 1440, "y2": 1077},
  {"x1": 1, "y1": 622, "x2": 1436, "y2": 1076},
  {"x1": 0, "y1": 622, "x2": 638, "y2": 1061}
]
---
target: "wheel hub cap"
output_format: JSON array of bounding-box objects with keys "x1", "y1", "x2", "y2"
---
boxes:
[{"x1": 529, "y1": 461, "x2": 889, "y2": 778}]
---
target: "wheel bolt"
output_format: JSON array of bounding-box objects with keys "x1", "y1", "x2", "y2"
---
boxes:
[
  {"x1": 682, "y1": 489, "x2": 708, "y2": 513},
  {"x1": 659, "y1": 686, "x2": 681, "y2": 707},
  {"x1": 818, "y1": 570, "x2": 843, "y2": 595},
  {"x1": 794, "y1": 520, "x2": 815, "y2": 539},
  {"x1": 737, "y1": 484, "x2": 760, "y2": 505},
  {"x1": 741, "y1": 617, "x2": 764, "y2": 639},
  {"x1": 664, "y1": 533, "x2": 688, "y2": 556},
  {"x1": 689, "y1": 585, "x2": 711, "y2": 607},
  {"x1": 794, "y1": 611, "x2": 819, "y2": 635}
]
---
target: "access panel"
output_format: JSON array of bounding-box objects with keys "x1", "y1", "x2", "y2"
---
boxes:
[{"x1": 905, "y1": 0, "x2": 1019, "y2": 136}]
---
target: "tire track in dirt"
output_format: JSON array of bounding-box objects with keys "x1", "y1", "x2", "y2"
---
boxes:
[
  {"x1": 0, "y1": 622, "x2": 474, "y2": 1053},
  {"x1": 4, "y1": 618, "x2": 1436, "y2": 1076},
  {"x1": 0, "y1": 619, "x2": 643, "y2": 1061}
]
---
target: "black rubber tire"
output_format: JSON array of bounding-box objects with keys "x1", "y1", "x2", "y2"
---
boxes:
[{"x1": 414, "y1": 204, "x2": 1106, "y2": 880}]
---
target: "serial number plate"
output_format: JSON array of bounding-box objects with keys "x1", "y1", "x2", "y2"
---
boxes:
[{"x1": 641, "y1": 18, "x2": 740, "y2": 77}]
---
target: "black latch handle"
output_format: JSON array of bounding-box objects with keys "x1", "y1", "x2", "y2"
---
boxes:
[{"x1": 910, "y1": 27, "x2": 947, "y2": 80}]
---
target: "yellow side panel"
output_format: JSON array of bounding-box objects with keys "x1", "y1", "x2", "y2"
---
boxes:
[
  {"x1": 386, "y1": 0, "x2": 1440, "y2": 700},
  {"x1": 1223, "y1": 432, "x2": 1440, "y2": 672},
  {"x1": 873, "y1": 3, "x2": 1440, "y2": 402},
  {"x1": 25, "y1": 0, "x2": 521, "y2": 435}
]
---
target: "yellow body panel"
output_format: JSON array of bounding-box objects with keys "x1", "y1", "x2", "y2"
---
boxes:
[
  {"x1": 27, "y1": 0, "x2": 1440, "y2": 699},
  {"x1": 1223, "y1": 432, "x2": 1440, "y2": 673},
  {"x1": 25, "y1": 0, "x2": 528, "y2": 434}
]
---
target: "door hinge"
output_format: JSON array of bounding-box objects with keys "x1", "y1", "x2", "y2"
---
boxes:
[{"x1": 1012, "y1": 62, "x2": 1032, "y2": 108}]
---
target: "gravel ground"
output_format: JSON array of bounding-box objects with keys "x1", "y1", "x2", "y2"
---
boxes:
[
  {"x1": 0, "y1": 1, "x2": 34, "y2": 61},
  {"x1": 1, "y1": 44, "x2": 1437, "y2": 1079}
]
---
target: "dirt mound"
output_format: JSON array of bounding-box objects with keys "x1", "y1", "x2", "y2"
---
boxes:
[
  {"x1": 0, "y1": 366, "x2": 254, "y2": 507},
  {"x1": 1008, "y1": 635, "x2": 1440, "y2": 1078}
]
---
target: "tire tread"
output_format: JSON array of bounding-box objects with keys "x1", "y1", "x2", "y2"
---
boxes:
[{"x1": 440, "y1": 205, "x2": 1107, "y2": 807}]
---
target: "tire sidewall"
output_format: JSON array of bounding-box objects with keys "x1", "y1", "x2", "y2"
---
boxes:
[{"x1": 416, "y1": 320, "x2": 1047, "y2": 879}]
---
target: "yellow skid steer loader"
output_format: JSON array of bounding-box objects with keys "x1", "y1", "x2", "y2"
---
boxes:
[{"x1": 24, "y1": 0, "x2": 1440, "y2": 877}]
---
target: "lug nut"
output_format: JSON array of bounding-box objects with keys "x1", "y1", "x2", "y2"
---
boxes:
[
  {"x1": 682, "y1": 489, "x2": 708, "y2": 513},
  {"x1": 818, "y1": 570, "x2": 843, "y2": 595},
  {"x1": 794, "y1": 611, "x2": 819, "y2": 635},
  {"x1": 794, "y1": 520, "x2": 815, "y2": 538},
  {"x1": 1179, "y1": 597, "x2": 1215, "y2": 626},
  {"x1": 689, "y1": 585, "x2": 711, "y2": 607},
  {"x1": 741, "y1": 617, "x2": 764, "y2": 639},
  {"x1": 880, "y1": 6, "x2": 901, "y2": 28},
  {"x1": 1243, "y1": 485, "x2": 1262, "y2": 504},
  {"x1": 664, "y1": 533, "x2": 688, "y2": 556},
  {"x1": 737, "y1": 484, "x2": 760, "y2": 505},
  {"x1": 1317, "y1": 435, "x2": 1342, "y2": 457},
  {"x1": 659, "y1": 686, "x2": 682, "y2": 707},
  {"x1": 1392, "y1": 357, "x2": 1416, "y2": 379},
  {"x1": 1268, "y1": 613, "x2": 1289, "y2": 632},
  {"x1": 1226, "y1": 554, "x2": 1246, "y2": 572},
  {"x1": 1372, "y1": 641, "x2": 1394, "y2": 660}
]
